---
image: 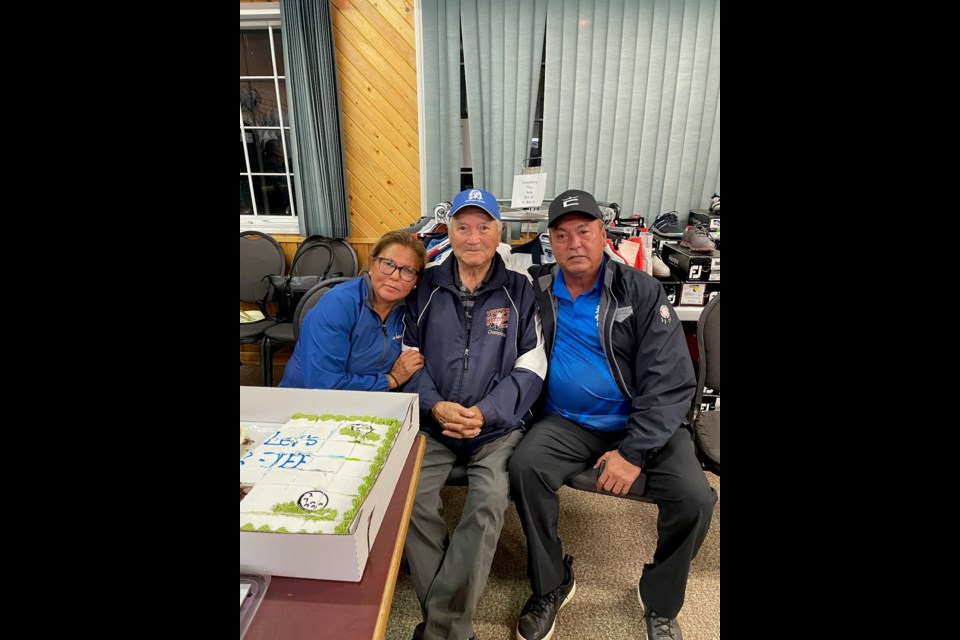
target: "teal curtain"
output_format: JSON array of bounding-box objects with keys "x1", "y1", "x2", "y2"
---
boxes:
[
  {"x1": 419, "y1": 0, "x2": 463, "y2": 213},
  {"x1": 460, "y1": 0, "x2": 547, "y2": 197},
  {"x1": 540, "y1": 0, "x2": 721, "y2": 220},
  {"x1": 281, "y1": 0, "x2": 350, "y2": 237}
]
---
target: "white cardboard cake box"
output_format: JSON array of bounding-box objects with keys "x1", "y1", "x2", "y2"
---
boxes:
[{"x1": 239, "y1": 386, "x2": 420, "y2": 582}]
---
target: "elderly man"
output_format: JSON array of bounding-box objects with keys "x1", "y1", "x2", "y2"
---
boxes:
[
  {"x1": 403, "y1": 188, "x2": 547, "y2": 640},
  {"x1": 510, "y1": 189, "x2": 717, "y2": 640}
]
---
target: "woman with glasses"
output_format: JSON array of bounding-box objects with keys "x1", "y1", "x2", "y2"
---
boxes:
[{"x1": 279, "y1": 230, "x2": 427, "y2": 391}]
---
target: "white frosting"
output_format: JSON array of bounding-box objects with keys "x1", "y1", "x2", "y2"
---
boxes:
[{"x1": 240, "y1": 416, "x2": 397, "y2": 535}]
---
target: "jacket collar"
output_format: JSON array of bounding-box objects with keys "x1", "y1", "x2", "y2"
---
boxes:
[{"x1": 434, "y1": 252, "x2": 509, "y2": 290}]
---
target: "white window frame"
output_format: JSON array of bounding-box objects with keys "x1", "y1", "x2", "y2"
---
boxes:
[{"x1": 240, "y1": 3, "x2": 300, "y2": 235}]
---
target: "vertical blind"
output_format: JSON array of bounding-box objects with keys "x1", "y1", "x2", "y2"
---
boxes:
[
  {"x1": 460, "y1": 0, "x2": 548, "y2": 198},
  {"x1": 418, "y1": 0, "x2": 464, "y2": 214},
  {"x1": 540, "y1": 0, "x2": 720, "y2": 218},
  {"x1": 419, "y1": 0, "x2": 720, "y2": 220}
]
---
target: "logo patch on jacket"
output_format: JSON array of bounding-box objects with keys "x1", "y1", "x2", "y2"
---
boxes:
[
  {"x1": 485, "y1": 308, "x2": 510, "y2": 336},
  {"x1": 659, "y1": 305, "x2": 671, "y2": 325},
  {"x1": 615, "y1": 306, "x2": 633, "y2": 322}
]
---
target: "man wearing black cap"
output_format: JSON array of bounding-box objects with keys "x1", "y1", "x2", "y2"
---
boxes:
[{"x1": 509, "y1": 189, "x2": 717, "y2": 640}]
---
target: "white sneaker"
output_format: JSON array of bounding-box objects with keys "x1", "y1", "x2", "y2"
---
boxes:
[
  {"x1": 652, "y1": 251, "x2": 671, "y2": 277},
  {"x1": 709, "y1": 193, "x2": 720, "y2": 213}
]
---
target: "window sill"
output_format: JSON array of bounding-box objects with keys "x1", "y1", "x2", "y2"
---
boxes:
[{"x1": 240, "y1": 216, "x2": 300, "y2": 235}]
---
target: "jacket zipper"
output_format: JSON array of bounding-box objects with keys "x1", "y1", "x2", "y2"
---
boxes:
[
  {"x1": 379, "y1": 320, "x2": 388, "y2": 366},
  {"x1": 455, "y1": 319, "x2": 471, "y2": 402}
]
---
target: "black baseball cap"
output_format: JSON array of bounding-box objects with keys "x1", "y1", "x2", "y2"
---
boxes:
[{"x1": 548, "y1": 189, "x2": 603, "y2": 227}]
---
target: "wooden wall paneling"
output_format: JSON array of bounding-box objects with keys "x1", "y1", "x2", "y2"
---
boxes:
[
  {"x1": 341, "y1": 123, "x2": 419, "y2": 201},
  {"x1": 338, "y1": 66, "x2": 419, "y2": 166},
  {"x1": 332, "y1": 0, "x2": 416, "y2": 83},
  {"x1": 335, "y1": 42, "x2": 419, "y2": 149},
  {"x1": 343, "y1": 166, "x2": 415, "y2": 239},
  {"x1": 331, "y1": 15, "x2": 417, "y2": 127},
  {"x1": 342, "y1": 148, "x2": 415, "y2": 222},
  {"x1": 353, "y1": 243, "x2": 374, "y2": 272},
  {"x1": 332, "y1": 0, "x2": 420, "y2": 252},
  {"x1": 337, "y1": 60, "x2": 420, "y2": 229},
  {"x1": 336, "y1": 0, "x2": 415, "y2": 70},
  {"x1": 365, "y1": 0, "x2": 416, "y2": 38},
  {"x1": 340, "y1": 112, "x2": 420, "y2": 200},
  {"x1": 338, "y1": 75, "x2": 420, "y2": 178}
]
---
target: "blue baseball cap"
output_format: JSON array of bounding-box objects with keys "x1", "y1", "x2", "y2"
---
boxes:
[{"x1": 449, "y1": 189, "x2": 501, "y2": 221}]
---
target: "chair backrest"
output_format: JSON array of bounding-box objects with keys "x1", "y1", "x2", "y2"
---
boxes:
[
  {"x1": 695, "y1": 293, "x2": 720, "y2": 399},
  {"x1": 292, "y1": 276, "x2": 355, "y2": 341},
  {"x1": 692, "y1": 293, "x2": 720, "y2": 474},
  {"x1": 293, "y1": 236, "x2": 359, "y2": 280},
  {"x1": 240, "y1": 231, "x2": 286, "y2": 304}
]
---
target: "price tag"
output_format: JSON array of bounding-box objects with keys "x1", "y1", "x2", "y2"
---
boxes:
[{"x1": 510, "y1": 174, "x2": 547, "y2": 208}]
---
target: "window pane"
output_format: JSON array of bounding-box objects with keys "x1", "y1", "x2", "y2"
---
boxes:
[
  {"x1": 240, "y1": 80, "x2": 286, "y2": 128},
  {"x1": 240, "y1": 30, "x2": 274, "y2": 76},
  {"x1": 260, "y1": 136, "x2": 288, "y2": 175},
  {"x1": 241, "y1": 176, "x2": 254, "y2": 215},
  {"x1": 252, "y1": 175, "x2": 294, "y2": 216},
  {"x1": 241, "y1": 22, "x2": 293, "y2": 221},
  {"x1": 241, "y1": 81, "x2": 284, "y2": 127},
  {"x1": 240, "y1": 132, "x2": 252, "y2": 172}
]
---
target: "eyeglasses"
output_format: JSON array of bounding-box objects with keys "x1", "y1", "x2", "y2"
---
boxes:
[{"x1": 373, "y1": 257, "x2": 419, "y2": 282}]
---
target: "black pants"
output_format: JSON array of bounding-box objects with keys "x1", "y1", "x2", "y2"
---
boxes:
[{"x1": 509, "y1": 414, "x2": 717, "y2": 618}]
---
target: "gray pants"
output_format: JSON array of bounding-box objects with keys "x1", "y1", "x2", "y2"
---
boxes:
[{"x1": 404, "y1": 430, "x2": 523, "y2": 640}]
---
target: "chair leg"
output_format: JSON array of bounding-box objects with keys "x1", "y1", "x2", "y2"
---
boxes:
[{"x1": 260, "y1": 338, "x2": 274, "y2": 387}]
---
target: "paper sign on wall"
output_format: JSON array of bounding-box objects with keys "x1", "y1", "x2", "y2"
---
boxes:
[{"x1": 510, "y1": 174, "x2": 547, "y2": 208}]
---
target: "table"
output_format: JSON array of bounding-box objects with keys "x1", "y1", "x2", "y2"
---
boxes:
[
  {"x1": 498, "y1": 206, "x2": 548, "y2": 243},
  {"x1": 245, "y1": 435, "x2": 426, "y2": 640}
]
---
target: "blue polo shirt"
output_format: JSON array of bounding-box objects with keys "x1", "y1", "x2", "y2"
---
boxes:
[{"x1": 544, "y1": 262, "x2": 631, "y2": 431}]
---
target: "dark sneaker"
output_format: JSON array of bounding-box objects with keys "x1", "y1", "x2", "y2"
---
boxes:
[
  {"x1": 516, "y1": 554, "x2": 576, "y2": 640},
  {"x1": 651, "y1": 211, "x2": 684, "y2": 239},
  {"x1": 709, "y1": 192, "x2": 720, "y2": 213},
  {"x1": 680, "y1": 224, "x2": 715, "y2": 253},
  {"x1": 644, "y1": 611, "x2": 683, "y2": 640}
]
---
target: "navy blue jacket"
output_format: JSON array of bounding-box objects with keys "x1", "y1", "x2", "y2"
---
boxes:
[
  {"x1": 529, "y1": 259, "x2": 695, "y2": 467},
  {"x1": 403, "y1": 254, "x2": 547, "y2": 453}
]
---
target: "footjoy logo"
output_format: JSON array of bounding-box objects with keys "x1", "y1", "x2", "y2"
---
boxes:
[{"x1": 562, "y1": 196, "x2": 579, "y2": 208}]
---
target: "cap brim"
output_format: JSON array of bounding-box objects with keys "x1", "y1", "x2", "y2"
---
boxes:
[
  {"x1": 549, "y1": 209, "x2": 602, "y2": 226},
  {"x1": 450, "y1": 204, "x2": 498, "y2": 219}
]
